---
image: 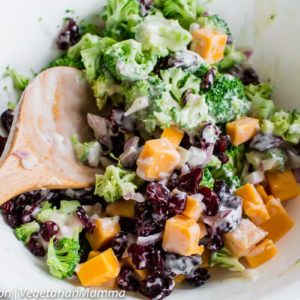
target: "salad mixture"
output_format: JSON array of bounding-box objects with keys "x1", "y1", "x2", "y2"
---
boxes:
[{"x1": 1, "y1": 0, "x2": 300, "y2": 299}]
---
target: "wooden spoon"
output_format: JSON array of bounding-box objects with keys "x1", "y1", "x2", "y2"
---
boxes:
[{"x1": 0, "y1": 66, "x2": 101, "y2": 206}]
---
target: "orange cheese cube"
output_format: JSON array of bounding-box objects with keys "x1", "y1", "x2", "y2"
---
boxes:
[
  {"x1": 226, "y1": 117, "x2": 260, "y2": 146},
  {"x1": 191, "y1": 28, "x2": 228, "y2": 64},
  {"x1": 183, "y1": 195, "x2": 203, "y2": 221},
  {"x1": 266, "y1": 170, "x2": 300, "y2": 201},
  {"x1": 255, "y1": 185, "x2": 269, "y2": 203},
  {"x1": 106, "y1": 200, "x2": 136, "y2": 219},
  {"x1": 161, "y1": 127, "x2": 184, "y2": 147},
  {"x1": 136, "y1": 138, "x2": 180, "y2": 181},
  {"x1": 88, "y1": 250, "x2": 101, "y2": 260},
  {"x1": 224, "y1": 219, "x2": 267, "y2": 258},
  {"x1": 77, "y1": 248, "x2": 120, "y2": 287},
  {"x1": 162, "y1": 215, "x2": 202, "y2": 256},
  {"x1": 86, "y1": 217, "x2": 120, "y2": 250},
  {"x1": 123, "y1": 257, "x2": 148, "y2": 280},
  {"x1": 201, "y1": 248, "x2": 211, "y2": 268},
  {"x1": 260, "y1": 196, "x2": 294, "y2": 242},
  {"x1": 198, "y1": 219, "x2": 208, "y2": 240},
  {"x1": 174, "y1": 275, "x2": 186, "y2": 284},
  {"x1": 244, "y1": 239, "x2": 278, "y2": 268},
  {"x1": 236, "y1": 183, "x2": 270, "y2": 225}
]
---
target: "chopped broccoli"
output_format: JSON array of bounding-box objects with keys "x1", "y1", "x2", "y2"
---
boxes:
[
  {"x1": 101, "y1": 0, "x2": 142, "y2": 41},
  {"x1": 198, "y1": 14, "x2": 231, "y2": 36},
  {"x1": 47, "y1": 237, "x2": 80, "y2": 279},
  {"x1": 47, "y1": 55, "x2": 84, "y2": 69},
  {"x1": 200, "y1": 167, "x2": 214, "y2": 189},
  {"x1": 244, "y1": 82, "x2": 276, "y2": 119},
  {"x1": 266, "y1": 148, "x2": 287, "y2": 172},
  {"x1": 202, "y1": 73, "x2": 250, "y2": 124},
  {"x1": 217, "y1": 45, "x2": 246, "y2": 71},
  {"x1": 71, "y1": 135, "x2": 102, "y2": 167},
  {"x1": 15, "y1": 221, "x2": 40, "y2": 243},
  {"x1": 160, "y1": 67, "x2": 200, "y2": 103},
  {"x1": 285, "y1": 110, "x2": 300, "y2": 144},
  {"x1": 94, "y1": 165, "x2": 141, "y2": 202},
  {"x1": 4, "y1": 67, "x2": 30, "y2": 92},
  {"x1": 103, "y1": 39, "x2": 157, "y2": 81},
  {"x1": 154, "y1": 0, "x2": 203, "y2": 29},
  {"x1": 36, "y1": 200, "x2": 82, "y2": 240},
  {"x1": 135, "y1": 15, "x2": 192, "y2": 57},
  {"x1": 210, "y1": 247, "x2": 245, "y2": 272},
  {"x1": 271, "y1": 110, "x2": 292, "y2": 136}
]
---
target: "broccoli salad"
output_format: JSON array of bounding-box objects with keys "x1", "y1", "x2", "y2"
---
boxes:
[{"x1": 1, "y1": 0, "x2": 300, "y2": 299}]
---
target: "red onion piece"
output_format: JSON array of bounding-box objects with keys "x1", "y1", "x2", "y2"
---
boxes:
[{"x1": 136, "y1": 232, "x2": 163, "y2": 247}]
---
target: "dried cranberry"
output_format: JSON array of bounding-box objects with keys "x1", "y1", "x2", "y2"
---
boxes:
[
  {"x1": 207, "y1": 234, "x2": 224, "y2": 252},
  {"x1": 168, "y1": 192, "x2": 187, "y2": 216},
  {"x1": 76, "y1": 206, "x2": 95, "y2": 233},
  {"x1": 21, "y1": 205, "x2": 36, "y2": 224},
  {"x1": 201, "y1": 68, "x2": 216, "y2": 90},
  {"x1": 180, "y1": 132, "x2": 192, "y2": 149},
  {"x1": 214, "y1": 135, "x2": 230, "y2": 163},
  {"x1": 0, "y1": 136, "x2": 7, "y2": 156},
  {"x1": 185, "y1": 268, "x2": 210, "y2": 287},
  {"x1": 241, "y1": 67, "x2": 260, "y2": 85},
  {"x1": 167, "y1": 172, "x2": 180, "y2": 191},
  {"x1": 56, "y1": 18, "x2": 80, "y2": 50},
  {"x1": 138, "y1": 220, "x2": 159, "y2": 237},
  {"x1": 152, "y1": 205, "x2": 169, "y2": 227},
  {"x1": 111, "y1": 232, "x2": 128, "y2": 259},
  {"x1": 40, "y1": 221, "x2": 59, "y2": 242},
  {"x1": 199, "y1": 187, "x2": 220, "y2": 217},
  {"x1": 118, "y1": 266, "x2": 139, "y2": 291},
  {"x1": 146, "y1": 183, "x2": 170, "y2": 207},
  {"x1": 6, "y1": 214, "x2": 20, "y2": 228},
  {"x1": 135, "y1": 202, "x2": 150, "y2": 227},
  {"x1": 128, "y1": 244, "x2": 149, "y2": 270},
  {"x1": 178, "y1": 166, "x2": 203, "y2": 194},
  {"x1": 119, "y1": 217, "x2": 136, "y2": 233},
  {"x1": 139, "y1": 0, "x2": 154, "y2": 16},
  {"x1": 27, "y1": 233, "x2": 45, "y2": 257},
  {"x1": 1, "y1": 200, "x2": 14, "y2": 215},
  {"x1": 139, "y1": 275, "x2": 175, "y2": 300},
  {"x1": 147, "y1": 248, "x2": 164, "y2": 275},
  {"x1": 214, "y1": 180, "x2": 231, "y2": 199},
  {"x1": 1, "y1": 109, "x2": 14, "y2": 133}
]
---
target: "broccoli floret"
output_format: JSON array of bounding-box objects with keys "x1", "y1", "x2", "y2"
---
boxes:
[
  {"x1": 47, "y1": 55, "x2": 84, "y2": 69},
  {"x1": 135, "y1": 15, "x2": 192, "y2": 57},
  {"x1": 95, "y1": 165, "x2": 141, "y2": 202},
  {"x1": 71, "y1": 135, "x2": 102, "y2": 167},
  {"x1": 15, "y1": 221, "x2": 40, "y2": 243},
  {"x1": 103, "y1": 39, "x2": 157, "y2": 81},
  {"x1": 266, "y1": 149, "x2": 287, "y2": 172},
  {"x1": 210, "y1": 247, "x2": 245, "y2": 272},
  {"x1": 200, "y1": 167, "x2": 214, "y2": 189},
  {"x1": 244, "y1": 82, "x2": 276, "y2": 119},
  {"x1": 101, "y1": 0, "x2": 142, "y2": 41},
  {"x1": 271, "y1": 110, "x2": 292, "y2": 136},
  {"x1": 217, "y1": 45, "x2": 246, "y2": 71},
  {"x1": 285, "y1": 110, "x2": 300, "y2": 144},
  {"x1": 47, "y1": 237, "x2": 80, "y2": 279},
  {"x1": 202, "y1": 73, "x2": 250, "y2": 124},
  {"x1": 160, "y1": 67, "x2": 200, "y2": 104},
  {"x1": 154, "y1": 0, "x2": 203, "y2": 29},
  {"x1": 198, "y1": 14, "x2": 231, "y2": 36},
  {"x1": 36, "y1": 200, "x2": 82, "y2": 240},
  {"x1": 4, "y1": 67, "x2": 30, "y2": 92}
]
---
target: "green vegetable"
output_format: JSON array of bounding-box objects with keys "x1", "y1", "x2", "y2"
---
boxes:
[
  {"x1": 285, "y1": 110, "x2": 300, "y2": 144},
  {"x1": 47, "y1": 55, "x2": 84, "y2": 69},
  {"x1": 244, "y1": 83, "x2": 276, "y2": 119},
  {"x1": 246, "y1": 151, "x2": 265, "y2": 170},
  {"x1": 94, "y1": 165, "x2": 141, "y2": 202},
  {"x1": 271, "y1": 110, "x2": 292, "y2": 136},
  {"x1": 4, "y1": 67, "x2": 30, "y2": 92},
  {"x1": 154, "y1": 0, "x2": 204, "y2": 29},
  {"x1": 202, "y1": 73, "x2": 250, "y2": 124},
  {"x1": 218, "y1": 45, "x2": 246, "y2": 71},
  {"x1": 101, "y1": 0, "x2": 142, "y2": 41},
  {"x1": 47, "y1": 237, "x2": 80, "y2": 279},
  {"x1": 103, "y1": 39, "x2": 157, "y2": 81},
  {"x1": 198, "y1": 14, "x2": 231, "y2": 36},
  {"x1": 160, "y1": 67, "x2": 200, "y2": 103},
  {"x1": 210, "y1": 247, "x2": 245, "y2": 272},
  {"x1": 266, "y1": 148, "x2": 287, "y2": 172},
  {"x1": 200, "y1": 167, "x2": 214, "y2": 189},
  {"x1": 261, "y1": 119, "x2": 275, "y2": 135},
  {"x1": 36, "y1": 200, "x2": 82, "y2": 240},
  {"x1": 135, "y1": 15, "x2": 192, "y2": 57},
  {"x1": 15, "y1": 221, "x2": 40, "y2": 243}
]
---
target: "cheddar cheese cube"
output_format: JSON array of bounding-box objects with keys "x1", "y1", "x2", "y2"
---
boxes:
[
  {"x1": 183, "y1": 195, "x2": 203, "y2": 221},
  {"x1": 255, "y1": 185, "x2": 269, "y2": 203},
  {"x1": 174, "y1": 275, "x2": 186, "y2": 284},
  {"x1": 191, "y1": 28, "x2": 228, "y2": 64},
  {"x1": 198, "y1": 219, "x2": 208, "y2": 240},
  {"x1": 244, "y1": 239, "x2": 278, "y2": 268},
  {"x1": 77, "y1": 248, "x2": 120, "y2": 287},
  {"x1": 86, "y1": 216, "x2": 120, "y2": 250},
  {"x1": 88, "y1": 250, "x2": 101, "y2": 260},
  {"x1": 236, "y1": 183, "x2": 270, "y2": 225},
  {"x1": 226, "y1": 117, "x2": 260, "y2": 146},
  {"x1": 260, "y1": 196, "x2": 294, "y2": 242},
  {"x1": 224, "y1": 219, "x2": 267, "y2": 258},
  {"x1": 136, "y1": 138, "x2": 180, "y2": 181},
  {"x1": 266, "y1": 170, "x2": 300, "y2": 201},
  {"x1": 123, "y1": 257, "x2": 148, "y2": 280},
  {"x1": 162, "y1": 215, "x2": 203, "y2": 256},
  {"x1": 106, "y1": 200, "x2": 136, "y2": 219},
  {"x1": 161, "y1": 127, "x2": 184, "y2": 147}
]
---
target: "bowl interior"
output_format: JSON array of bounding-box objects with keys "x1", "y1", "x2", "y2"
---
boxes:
[{"x1": 0, "y1": 0, "x2": 300, "y2": 299}]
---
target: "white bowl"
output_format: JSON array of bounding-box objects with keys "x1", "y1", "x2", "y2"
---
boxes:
[{"x1": 0, "y1": 0, "x2": 300, "y2": 299}]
